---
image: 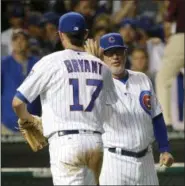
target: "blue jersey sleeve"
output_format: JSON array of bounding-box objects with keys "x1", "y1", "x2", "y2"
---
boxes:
[{"x1": 152, "y1": 113, "x2": 170, "y2": 152}]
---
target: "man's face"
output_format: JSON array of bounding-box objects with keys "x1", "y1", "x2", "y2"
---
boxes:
[
  {"x1": 94, "y1": 29, "x2": 107, "y2": 41},
  {"x1": 131, "y1": 50, "x2": 148, "y2": 72},
  {"x1": 119, "y1": 25, "x2": 136, "y2": 44},
  {"x1": 45, "y1": 23, "x2": 58, "y2": 42},
  {"x1": 103, "y1": 48, "x2": 126, "y2": 75},
  {"x1": 10, "y1": 17, "x2": 23, "y2": 28},
  {"x1": 12, "y1": 34, "x2": 29, "y2": 53},
  {"x1": 28, "y1": 25, "x2": 43, "y2": 38},
  {"x1": 136, "y1": 29, "x2": 148, "y2": 47},
  {"x1": 75, "y1": 0, "x2": 94, "y2": 17}
]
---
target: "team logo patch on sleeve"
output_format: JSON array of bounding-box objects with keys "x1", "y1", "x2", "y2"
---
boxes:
[{"x1": 139, "y1": 91, "x2": 151, "y2": 115}]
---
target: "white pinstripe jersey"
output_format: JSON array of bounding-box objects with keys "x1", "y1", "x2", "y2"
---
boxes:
[
  {"x1": 103, "y1": 70, "x2": 162, "y2": 152},
  {"x1": 17, "y1": 49, "x2": 117, "y2": 137}
]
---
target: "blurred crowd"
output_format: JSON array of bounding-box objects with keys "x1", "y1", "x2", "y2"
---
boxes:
[{"x1": 1, "y1": 0, "x2": 184, "y2": 134}]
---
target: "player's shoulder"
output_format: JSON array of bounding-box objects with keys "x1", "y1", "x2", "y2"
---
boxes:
[
  {"x1": 34, "y1": 51, "x2": 63, "y2": 68},
  {"x1": 41, "y1": 50, "x2": 64, "y2": 61},
  {"x1": 41, "y1": 49, "x2": 79, "y2": 62},
  {"x1": 1, "y1": 55, "x2": 13, "y2": 67}
]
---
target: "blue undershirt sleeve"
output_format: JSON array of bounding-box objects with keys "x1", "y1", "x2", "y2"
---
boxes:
[{"x1": 152, "y1": 113, "x2": 170, "y2": 153}]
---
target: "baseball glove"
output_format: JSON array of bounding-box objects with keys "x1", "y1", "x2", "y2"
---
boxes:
[{"x1": 18, "y1": 115, "x2": 48, "y2": 152}]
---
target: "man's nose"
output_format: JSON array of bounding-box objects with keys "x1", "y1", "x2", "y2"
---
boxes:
[{"x1": 112, "y1": 53, "x2": 118, "y2": 58}]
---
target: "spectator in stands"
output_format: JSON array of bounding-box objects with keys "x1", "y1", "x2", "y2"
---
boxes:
[
  {"x1": 95, "y1": 0, "x2": 112, "y2": 16},
  {"x1": 112, "y1": 1, "x2": 136, "y2": 25},
  {"x1": 93, "y1": 26, "x2": 111, "y2": 42},
  {"x1": 156, "y1": 0, "x2": 185, "y2": 131},
  {"x1": 92, "y1": 13, "x2": 112, "y2": 41},
  {"x1": 26, "y1": 12, "x2": 46, "y2": 57},
  {"x1": 24, "y1": 0, "x2": 67, "y2": 15},
  {"x1": 26, "y1": 12, "x2": 44, "y2": 39},
  {"x1": 135, "y1": 0, "x2": 159, "y2": 21},
  {"x1": 119, "y1": 18, "x2": 137, "y2": 69},
  {"x1": 71, "y1": 0, "x2": 96, "y2": 36},
  {"x1": 130, "y1": 48, "x2": 148, "y2": 74},
  {"x1": 93, "y1": 13, "x2": 112, "y2": 29},
  {"x1": 136, "y1": 16, "x2": 166, "y2": 82},
  {"x1": 156, "y1": 0, "x2": 170, "y2": 23},
  {"x1": 130, "y1": 48, "x2": 154, "y2": 85},
  {"x1": 136, "y1": 15, "x2": 156, "y2": 48},
  {"x1": 40, "y1": 12, "x2": 63, "y2": 55},
  {"x1": 71, "y1": 0, "x2": 95, "y2": 18},
  {"x1": 1, "y1": 29, "x2": 41, "y2": 134},
  {"x1": 1, "y1": 6, "x2": 25, "y2": 57},
  {"x1": 119, "y1": 18, "x2": 137, "y2": 49}
]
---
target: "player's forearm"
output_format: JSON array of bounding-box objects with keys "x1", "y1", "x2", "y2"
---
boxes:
[
  {"x1": 152, "y1": 113, "x2": 170, "y2": 153},
  {"x1": 12, "y1": 97, "x2": 32, "y2": 120}
]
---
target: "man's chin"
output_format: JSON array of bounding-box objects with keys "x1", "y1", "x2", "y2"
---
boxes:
[{"x1": 110, "y1": 66, "x2": 124, "y2": 75}]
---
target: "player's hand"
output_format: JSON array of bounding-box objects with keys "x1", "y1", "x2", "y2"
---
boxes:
[
  {"x1": 159, "y1": 152, "x2": 174, "y2": 167},
  {"x1": 84, "y1": 39, "x2": 102, "y2": 59},
  {"x1": 19, "y1": 114, "x2": 35, "y2": 128}
]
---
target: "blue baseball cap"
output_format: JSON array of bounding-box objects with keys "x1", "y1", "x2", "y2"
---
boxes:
[
  {"x1": 120, "y1": 18, "x2": 137, "y2": 30},
  {"x1": 10, "y1": 6, "x2": 24, "y2": 18},
  {"x1": 27, "y1": 12, "x2": 42, "y2": 26},
  {"x1": 40, "y1": 12, "x2": 59, "y2": 27},
  {"x1": 58, "y1": 12, "x2": 86, "y2": 33},
  {"x1": 100, "y1": 33, "x2": 128, "y2": 52},
  {"x1": 137, "y1": 16, "x2": 154, "y2": 31}
]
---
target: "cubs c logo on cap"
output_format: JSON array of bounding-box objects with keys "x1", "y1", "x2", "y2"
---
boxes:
[
  {"x1": 108, "y1": 36, "x2": 115, "y2": 43},
  {"x1": 139, "y1": 91, "x2": 151, "y2": 115}
]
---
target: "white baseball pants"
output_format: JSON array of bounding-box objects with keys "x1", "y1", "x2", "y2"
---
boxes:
[
  {"x1": 48, "y1": 133, "x2": 103, "y2": 185},
  {"x1": 100, "y1": 147, "x2": 159, "y2": 185}
]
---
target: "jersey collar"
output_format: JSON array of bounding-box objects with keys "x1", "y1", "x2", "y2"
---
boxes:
[{"x1": 118, "y1": 70, "x2": 129, "y2": 84}]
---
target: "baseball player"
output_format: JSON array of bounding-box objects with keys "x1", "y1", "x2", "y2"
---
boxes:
[
  {"x1": 12, "y1": 12, "x2": 117, "y2": 185},
  {"x1": 85, "y1": 33, "x2": 174, "y2": 185}
]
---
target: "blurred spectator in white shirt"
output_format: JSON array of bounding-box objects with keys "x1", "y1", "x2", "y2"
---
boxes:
[{"x1": 1, "y1": 6, "x2": 24, "y2": 57}]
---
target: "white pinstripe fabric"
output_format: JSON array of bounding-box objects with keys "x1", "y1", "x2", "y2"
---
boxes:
[
  {"x1": 103, "y1": 70, "x2": 162, "y2": 151},
  {"x1": 17, "y1": 49, "x2": 116, "y2": 137},
  {"x1": 100, "y1": 147, "x2": 159, "y2": 185},
  {"x1": 49, "y1": 133, "x2": 103, "y2": 185},
  {"x1": 17, "y1": 49, "x2": 117, "y2": 185},
  {"x1": 101, "y1": 70, "x2": 161, "y2": 185}
]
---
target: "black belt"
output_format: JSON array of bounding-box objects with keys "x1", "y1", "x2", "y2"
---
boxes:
[
  {"x1": 48, "y1": 130, "x2": 101, "y2": 139},
  {"x1": 108, "y1": 147, "x2": 148, "y2": 158}
]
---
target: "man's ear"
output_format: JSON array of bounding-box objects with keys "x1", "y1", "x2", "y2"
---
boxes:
[
  {"x1": 84, "y1": 29, "x2": 89, "y2": 40},
  {"x1": 99, "y1": 48, "x2": 104, "y2": 60},
  {"x1": 58, "y1": 31, "x2": 63, "y2": 41}
]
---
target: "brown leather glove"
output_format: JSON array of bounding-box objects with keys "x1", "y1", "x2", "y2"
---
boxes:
[{"x1": 18, "y1": 115, "x2": 48, "y2": 152}]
